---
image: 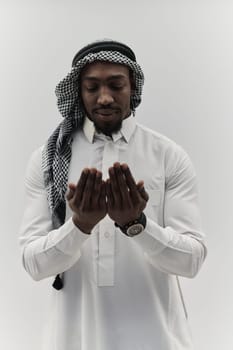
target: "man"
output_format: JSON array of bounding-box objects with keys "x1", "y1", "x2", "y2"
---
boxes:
[{"x1": 19, "y1": 39, "x2": 207, "y2": 350}]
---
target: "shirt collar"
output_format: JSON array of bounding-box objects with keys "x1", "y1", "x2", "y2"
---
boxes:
[{"x1": 83, "y1": 115, "x2": 136, "y2": 144}]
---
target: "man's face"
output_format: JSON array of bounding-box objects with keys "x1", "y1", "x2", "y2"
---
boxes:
[{"x1": 80, "y1": 62, "x2": 133, "y2": 135}]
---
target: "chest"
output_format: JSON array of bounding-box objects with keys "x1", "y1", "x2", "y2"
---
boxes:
[
  {"x1": 68, "y1": 134, "x2": 165, "y2": 188},
  {"x1": 67, "y1": 134, "x2": 165, "y2": 223},
  {"x1": 66, "y1": 134, "x2": 165, "y2": 287}
]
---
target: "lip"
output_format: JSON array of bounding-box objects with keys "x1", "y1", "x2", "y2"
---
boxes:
[
  {"x1": 96, "y1": 112, "x2": 113, "y2": 116},
  {"x1": 94, "y1": 108, "x2": 118, "y2": 115},
  {"x1": 95, "y1": 113, "x2": 115, "y2": 121}
]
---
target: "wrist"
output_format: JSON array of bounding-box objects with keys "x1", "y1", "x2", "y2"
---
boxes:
[
  {"x1": 115, "y1": 212, "x2": 147, "y2": 237},
  {"x1": 72, "y1": 215, "x2": 93, "y2": 235}
]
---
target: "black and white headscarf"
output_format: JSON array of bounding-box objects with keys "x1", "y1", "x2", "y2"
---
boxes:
[{"x1": 42, "y1": 45, "x2": 144, "y2": 289}]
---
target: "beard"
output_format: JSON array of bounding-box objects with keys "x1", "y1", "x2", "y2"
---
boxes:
[{"x1": 93, "y1": 118, "x2": 123, "y2": 136}]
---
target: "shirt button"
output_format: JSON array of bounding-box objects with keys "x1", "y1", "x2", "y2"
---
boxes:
[{"x1": 104, "y1": 232, "x2": 110, "y2": 238}]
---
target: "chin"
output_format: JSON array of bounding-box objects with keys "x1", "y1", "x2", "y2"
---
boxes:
[{"x1": 94, "y1": 119, "x2": 123, "y2": 136}]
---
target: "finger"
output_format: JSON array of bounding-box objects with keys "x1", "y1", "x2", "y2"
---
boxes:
[
  {"x1": 136, "y1": 180, "x2": 144, "y2": 189},
  {"x1": 113, "y1": 163, "x2": 130, "y2": 204},
  {"x1": 82, "y1": 168, "x2": 97, "y2": 208},
  {"x1": 109, "y1": 166, "x2": 122, "y2": 205},
  {"x1": 92, "y1": 171, "x2": 102, "y2": 207},
  {"x1": 106, "y1": 178, "x2": 114, "y2": 209},
  {"x1": 121, "y1": 164, "x2": 137, "y2": 190},
  {"x1": 121, "y1": 164, "x2": 140, "y2": 202},
  {"x1": 137, "y1": 183, "x2": 149, "y2": 202},
  {"x1": 94, "y1": 171, "x2": 102, "y2": 192},
  {"x1": 66, "y1": 183, "x2": 76, "y2": 201},
  {"x1": 73, "y1": 168, "x2": 89, "y2": 203},
  {"x1": 99, "y1": 181, "x2": 107, "y2": 209}
]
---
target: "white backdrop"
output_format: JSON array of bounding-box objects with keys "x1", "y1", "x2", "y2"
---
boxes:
[{"x1": 0, "y1": 1, "x2": 232, "y2": 349}]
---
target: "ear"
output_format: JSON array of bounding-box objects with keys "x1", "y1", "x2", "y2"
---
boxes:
[
  {"x1": 130, "y1": 85, "x2": 136, "y2": 95},
  {"x1": 129, "y1": 69, "x2": 136, "y2": 94}
]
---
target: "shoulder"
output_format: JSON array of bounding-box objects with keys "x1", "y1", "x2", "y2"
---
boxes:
[
  {"x1": 135, "y1": 122, "x2": 195, "y2": 177},
  {"x1": 135, "y1": 122, "x2": 187, "y2": 154},
  {"x1": 26, "y1": 145, "x2": 44, "y2": 170},
  {"x1": 25, "y1": 145, "x2": 45, "y2": 188}
]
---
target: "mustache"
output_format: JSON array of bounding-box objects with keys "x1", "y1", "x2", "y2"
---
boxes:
[{"x1": 93, "y1": 106, "x2": 120, "y2": 113}]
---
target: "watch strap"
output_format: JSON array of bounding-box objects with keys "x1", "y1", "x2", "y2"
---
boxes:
[{"x1": 114, "y1": 212, "x2": 146, "y2": 235}]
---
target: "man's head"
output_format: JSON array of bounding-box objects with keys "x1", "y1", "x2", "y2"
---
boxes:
[
  {"x1": 55, "y1": 39, "x2": 144, "y2": 133},
  {"x1": 80, "y1": 61, "x2": 135, "y2": 135}
]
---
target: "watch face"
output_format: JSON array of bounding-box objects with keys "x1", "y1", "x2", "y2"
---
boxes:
[{"x1": 127, "y1": 223, "x2": 144, "y2": 237}]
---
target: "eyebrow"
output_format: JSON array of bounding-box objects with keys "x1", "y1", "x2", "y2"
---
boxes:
[{"x1": 82, "y1": 74, "x2": 127, "y2": 82}]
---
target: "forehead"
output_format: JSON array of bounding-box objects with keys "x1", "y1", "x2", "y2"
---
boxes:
[{"x1": 80, "y1": 61, "x2": 130, "y2": 80}]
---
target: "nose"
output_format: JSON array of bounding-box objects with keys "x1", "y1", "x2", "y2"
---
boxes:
[{"x1": 97, "y1": 87, "x2": 114, "y2": 105}]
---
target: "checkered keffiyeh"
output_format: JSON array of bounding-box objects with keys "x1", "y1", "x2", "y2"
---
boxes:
[{"x1": 42, "y1": 49, "x2": 144, "y2": 289}]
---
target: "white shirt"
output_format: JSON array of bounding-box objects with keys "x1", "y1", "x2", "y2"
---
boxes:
[{"x1": 19, "y1": 115, "x2": 207, "y2": 350}]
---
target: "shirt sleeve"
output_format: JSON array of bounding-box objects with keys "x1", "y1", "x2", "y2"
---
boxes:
[
  {"x1": 18, "y1": 147, "x2": 89, "y2": 281},
  {"x1": 132, "y1": 143, "x2": 207, "y2": 278}
]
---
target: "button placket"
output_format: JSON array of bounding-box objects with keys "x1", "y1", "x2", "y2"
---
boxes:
[{"x1": 98, "y1": 141, "x2": 119, "y2": 286}]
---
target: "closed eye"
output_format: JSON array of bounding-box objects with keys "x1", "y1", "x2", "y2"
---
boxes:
[
  {"x1": 85, "y1": 84, "x2": 124, "y2": 92},
  {"x1": 85, "y1": 86, "x2": 98, "y2": 92},
  {"x1": 109, "y1": 85, "x2": 124, "y2": 90}
]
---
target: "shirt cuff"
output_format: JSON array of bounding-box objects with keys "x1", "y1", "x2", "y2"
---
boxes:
[
  {"x1": 132, "y1": 217, "x2": 173, "y2": 255},
  {"x1": 47, "y1": 217, "x2": 90, "y2": 256}
]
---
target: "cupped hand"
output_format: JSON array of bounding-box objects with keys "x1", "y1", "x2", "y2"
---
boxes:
[
  {"x1": 66, "y1": 168, "x2": 107, "y2": 234},
  {"x1": 106, "y1": 162, "x2": 149, "y2": 227}
]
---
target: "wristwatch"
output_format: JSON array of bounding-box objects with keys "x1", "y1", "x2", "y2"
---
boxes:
[{"x1": 115, "y1": 212, "x2": 147, "y2": 237}]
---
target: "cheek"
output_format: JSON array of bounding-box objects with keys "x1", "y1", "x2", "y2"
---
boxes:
[
  {"x1": 120, "y1": 92, "x2": 131, "y2": 108},
  {"x1": 116, "y1": 88, "x2": 130, "y2": 101},
  {"x1": 81, "y1": 93, "x2": 95, "y2": 109}
]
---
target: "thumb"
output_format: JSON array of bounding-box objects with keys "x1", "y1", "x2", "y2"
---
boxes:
[
  {"x1": 66, "y1": 183, "x2": 76, "y2": 200},
  {"x1": 136, "y1": 181, "x2": 149, "y2": 202}
]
